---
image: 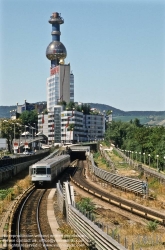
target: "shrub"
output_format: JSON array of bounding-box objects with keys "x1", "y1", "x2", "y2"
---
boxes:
[
  {"x1": 93, "y1": 152, "x2": 100, "y2": 159},
  {"x1": 0, "y1": 189, "x2": 13, "y2": 200},
  {"x1": 77, "y1": 197, "x2": 95, "y2": 213},
  {"x1": 138, "y1": 171, "x2": 144, "y2": 179},
  {"x1": 147, "y1": 220, "x2": 158, "y2": 231},
  {"x1": 111, "y1": 227, "x2": 118, "y2": 239}
]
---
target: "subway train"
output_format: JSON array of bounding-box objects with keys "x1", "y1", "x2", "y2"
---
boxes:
[{"x1": 29, "y1": 154, "x2": 70, "y2": 187}]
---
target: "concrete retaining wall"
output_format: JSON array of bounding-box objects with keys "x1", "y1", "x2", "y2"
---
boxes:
[{"x1": 0, "y1": 158, "x2": 44, "y2": 184}]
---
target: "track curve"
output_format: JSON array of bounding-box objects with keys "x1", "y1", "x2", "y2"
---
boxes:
[
  {"x1": 14, "y1": 189, "x2": 60, "y2": 250},
  {"x1": 71, "y1": 160, "x2": 165, "y2": 225}
]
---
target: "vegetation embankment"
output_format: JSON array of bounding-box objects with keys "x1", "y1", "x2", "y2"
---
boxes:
[
  {"x1": 75, "y1": 186, "x2": 165, "y2": 250},
  {"x1": 57, "y1": 197, "x2": 96, "y2": 250},
  {"x1": 104, "y1": 119, "x2": 165, "y2": 170},
  {"x1": 93, "y1": 149, "x2": 165, "y2": 209},
  {"x1": 0, "y1": 169, "x2": 31, "y2": 215},
  {"x1": 88, "y1": 148, "x2": 165, "y2": 249}
]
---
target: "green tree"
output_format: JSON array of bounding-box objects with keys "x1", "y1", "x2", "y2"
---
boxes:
[
  {"x1": 0, "y1": 119, "x2": 22, "y2": 152},
  {"x1": 133, "y1": 118, "x2": 141, "y2": 127},
  {"x1": 66, "y1": 101, "x2": 75, "y2": 111},
  {"x1": 65, "y1": 102, "x2": 91, "y2": 114},
  {"x1": 104, "y1": 119, "x2": 165, "y2": 169},
  {"x1": 81, "y1": 103, "x2": 91, "y2": 114},
  {"x1": 106, "y1": 110, "x2": 113, "y2": 115},
  {"x1": 58, "y1": 100, "x2": 66, "y2": 107},
  {"x1": 67, "y1": 124, "x2": 75, "y2": 131},
  {"x1": 19, "y1": 110, "x2": 38, "y2": 126}
]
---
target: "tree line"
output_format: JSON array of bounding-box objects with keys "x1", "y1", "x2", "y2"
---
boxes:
[{"x1": 104, "y1": 119, "x2": 165, "y2": 170}]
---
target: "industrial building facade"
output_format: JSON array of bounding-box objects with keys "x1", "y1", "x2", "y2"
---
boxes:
[
  {"x1": 38, "y1": 109, "x2": 105, "y2": 144},
  {"x1": 46, "y1": 64, "x2": 74, "y2": 111},
  {"x1": 37, "y1": 12, "x2": 105, "y2": 145}
]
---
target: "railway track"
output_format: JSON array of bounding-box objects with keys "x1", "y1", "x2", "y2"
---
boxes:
[
  {"x1": 12, "y1": 188, "x2": 60, "y2": 250},
  {"x1": 71, "y1": 160, "x2": 165, "y2": 225},
  {"x1": 8, "y1": 163, "x2": 78, "y2": 250}
]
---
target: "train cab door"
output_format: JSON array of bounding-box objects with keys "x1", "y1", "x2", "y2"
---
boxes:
[
  {"x1": 29, "y1": 166, "x2": 33, "y2": 176},
  {"x1": 47, "y1": 167, "x2": 51, "y2": 180},
  {"x1": 29, "y1": 166, "x2": 32, "y2": 176},
  {"x1": 33, "y1": 167, "x2": 36, "y2": 175}
]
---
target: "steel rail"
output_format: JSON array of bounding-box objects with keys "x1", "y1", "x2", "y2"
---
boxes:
[
  {"x1": 36, "y1": 190, "x2": 47, "y2": 250},
  {"x1": 17, "y1": 189, "x2": 48, "y2": 250},
  {"x1": 17, "y1": 189, "x2": 35, "y2": 249}
]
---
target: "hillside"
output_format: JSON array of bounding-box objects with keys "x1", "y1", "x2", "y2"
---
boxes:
[
  {"x1": 89, "y1": 103, "x2": 165, "y2": 116},
  {"x1": 0, "y1": 106, "x2": 17, "y2": 118},
  {"x1": 88, "y1": 103, "x2": 125, "y2": 115},
  {"x1": 88, "y1": 103, "x2": 165, "y2": 125}
]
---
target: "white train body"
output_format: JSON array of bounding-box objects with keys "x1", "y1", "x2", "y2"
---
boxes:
[{"x1": 30, "y1": 154, "x2": 70, "y2": 186}]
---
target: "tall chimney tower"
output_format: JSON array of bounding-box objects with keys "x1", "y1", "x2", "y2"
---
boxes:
[
  {"x1": 46, "y1": 12, "x2": 67, "y2": 68},
  {"x1": 40, "y1": 12, "x2": 74, "y2": 144}
]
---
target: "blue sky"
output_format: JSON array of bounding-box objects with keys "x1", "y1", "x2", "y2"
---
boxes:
[{"x1": 0, "y1": 0, "x2": 165, "y2": 111}]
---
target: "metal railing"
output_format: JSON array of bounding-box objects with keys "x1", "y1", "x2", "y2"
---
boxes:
[
  {"x1": 88, "y1": 153, "x2": 148, "y2": 195},
  {"x1": 56, "y1": 181, "x2": 126, "y2": 250}
]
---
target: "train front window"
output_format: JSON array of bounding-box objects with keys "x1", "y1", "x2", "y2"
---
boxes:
[{"x1": 35, "y1": 167, "x2": 46, "y2": 175}]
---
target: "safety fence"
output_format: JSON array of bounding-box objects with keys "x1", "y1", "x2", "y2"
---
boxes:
[
  {"x1": 56, "y1": 181, "x2": 160, "y2": 249},
  {"x1": 99, "y1": 147, "x2": 116, "y2": 171},
  {"x1": 88, "y1": 153, "x2": 148, "y2": 195},
  {"x1": 56, "y1": 181, "x2": 127, "y2": 250},
  {"x1": 115, "y1": 147, "x2": 165, "y2": 183}
]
